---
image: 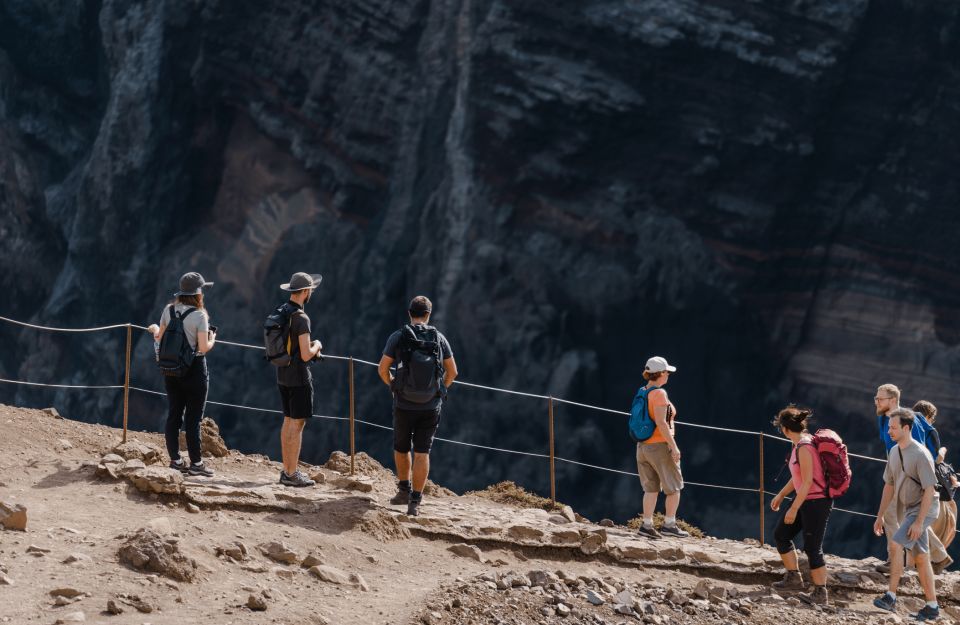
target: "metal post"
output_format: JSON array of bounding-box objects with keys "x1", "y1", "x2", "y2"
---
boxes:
[
  {"x1": 759, "y1": 432, "x2": 765, "y2": 544},
  {"x1": 122, "y1": 324, "x2": 132, "y2": 443},
  {"x1": 548, "y1": 396, "x2": 556, "y2": 504},
  {"x1": 349, "y1": 357, "x2": 356, "y2": 476}
]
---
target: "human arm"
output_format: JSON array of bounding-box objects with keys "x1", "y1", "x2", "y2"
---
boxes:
[
  {"x1": 874, "y1": 483, "x2": 894, "y2": 536},
  {"x1": 784, "y1": 445, "x2": 815, "y2": 524},
  {"x1": 197, "y1": 327, "x2": 216, "y2": 353},
  {"x1": 442, "y1": 356, "x2": 458, "y2": 388},
  {"x1": 378, "y1": 355, "x2": 395, "y2": 387},
  {"x1": 649, "y1": 390, "x2": 680, "y2": 463},
  {"x1": 298, "y1": 332, "x2": 321, "y2": 362},
  {"x1": 770, "y1": 480, "x2": 796, "y2": 511}
]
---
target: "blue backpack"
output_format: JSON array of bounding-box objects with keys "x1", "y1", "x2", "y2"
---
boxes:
[{"x1": 629, "y1": 385, "x2": 661, "y2": 442}]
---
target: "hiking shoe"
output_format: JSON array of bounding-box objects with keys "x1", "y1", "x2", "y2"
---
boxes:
[
  {"x1": 772, "y1": 570, "x2": 805, "y2": 591},
  {"x1": 279, "y1": 470, "x2": 315, "y2": 487},
  {"x1": 389, "y1": 489, "x2": 411, "y2": 505},
  {"x1": 875, "y1": 561, "x2": 892, "y2": 574},
  {"x1": 932, "y1": 557, "x2": 953, "y2": 575},
  {"x1": 636, "y1": 525, "x2": 661, "y2": 540},
  {"x1": 659, "y1": 524, "x2": 690, "y2": 538},
  {"x1": 406, "y1": 498, "x2": 421, "y2": 517},
  {"x1": 187, "y1": 462, "x2": 214, "y2": 477},
  {"x1": 916, "y1": 605, "x2": 940, "y2": 621},
  {"x1": 799, "y1": 585, "x2": 829, "y2": 606},
  {"x1": 169, "y1": 459, "x2": 189, "y2": 473},
  {"x1": 873, "y1": 593, "x2": 897, "y2": 612}
]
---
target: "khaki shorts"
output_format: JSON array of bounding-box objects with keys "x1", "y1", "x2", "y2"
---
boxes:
[{"x1": 636, "y1": 442, "x2": 684, "y2": 495}]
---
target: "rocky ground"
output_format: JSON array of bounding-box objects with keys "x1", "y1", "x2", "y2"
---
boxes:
[{"x1": 1, "y1": 403, "x2": 958, "y2": 625}]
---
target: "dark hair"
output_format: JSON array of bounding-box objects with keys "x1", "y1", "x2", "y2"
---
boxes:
[
  {"x1": 889, "y1": 407, "x2": 915, "y2": 429},
  {"x1": 409, "y1": 295, "x2": 432, "y2": 318},
  {"x1": 173, "y1": 292, "x2": 205, "y2": 311},
  {"x1": 772, "y1": 404, "x2": 812, "y2": 433},
  {"x1": 913, "y1": 400, "x2": 937, "y2": 423}
]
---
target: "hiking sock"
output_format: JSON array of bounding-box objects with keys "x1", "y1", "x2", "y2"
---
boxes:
[
  {"x1": 885, "y1": 591, "x2": 897, "y2": 601},
  {"x1": 664, "y1": 516, "x2": 677, "y2": 527},
  {"x1": 642, "y1": 517, "x2": 654, "y2": 529},
  {"x1": 926, "y1": 601, "x2": 938, "y2": 609},
  {"x1": 398, "y1": 480, "x2": 412, "y2": 492}
]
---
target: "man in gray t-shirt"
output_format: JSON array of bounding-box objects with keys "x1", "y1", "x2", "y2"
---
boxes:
[{"x1": 873, "y1": 408, "x2": 940, "y2": 618}]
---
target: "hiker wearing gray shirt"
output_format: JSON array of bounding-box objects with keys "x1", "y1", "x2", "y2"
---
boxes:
[{"x1": 872, "y1": 408, "x2": 941, "y2": 620}]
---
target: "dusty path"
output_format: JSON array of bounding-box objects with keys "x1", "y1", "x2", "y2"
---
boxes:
[{"x1": 0, "y1": 404, "x2": 957, "y2": 625}]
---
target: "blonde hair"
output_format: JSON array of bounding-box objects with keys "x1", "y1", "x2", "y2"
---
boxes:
[{"x1": 877, "y1": 383, "x2": 900, "y2": 401}]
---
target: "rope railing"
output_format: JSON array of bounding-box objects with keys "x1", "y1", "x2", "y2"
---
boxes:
[{"x1": 1, "y1": 314, "x2": 954, "y2": 541}]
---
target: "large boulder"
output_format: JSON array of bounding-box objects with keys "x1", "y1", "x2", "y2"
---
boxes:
[
  {"x1": 126, "y1": 467, "x2": 184, "y2": 495},
  {"x1": 0, "y1": 501, "x2": 27, "y2": 531},
  {"x1": 178, "y1": 417, "x2": 229, "y2": 457},
  {"x1": 117, "y1": 529, "x2": 197, "y2": 582}
]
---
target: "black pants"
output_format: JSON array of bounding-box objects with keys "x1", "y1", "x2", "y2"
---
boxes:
[
  {"x1": 774, "y1": 497, "x2": 833, "y2": 569},
  {"x1": 163, "y1": 356, "x2": 208, "y2": 464}
]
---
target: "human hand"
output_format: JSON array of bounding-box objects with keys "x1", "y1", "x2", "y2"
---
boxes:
[
  {"x1": 784, "y1": 506, "x2": 798, "y2": 525},
  {"x1": 770, "y1": 495, "x2": 783, "y2": 512},
  {"x1": 907, "y1": 520, "x2": 923, "y2": 541},
  {"x1": 873, "y1": 517, "x2": 884, "y2": 536},
  {"x1": 147, "y1": 324, "x2": 160, "y2": 339},
  {"x1": 670, "y1": 447, "x2": 681, "y2": 464}
]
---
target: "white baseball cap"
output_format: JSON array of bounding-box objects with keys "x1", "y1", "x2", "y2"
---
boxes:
[{"x1": 644, "y1": 356, "x2": 676, "y2": 373}]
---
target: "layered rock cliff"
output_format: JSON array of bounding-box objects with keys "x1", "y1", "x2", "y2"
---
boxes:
[{"x1": 2, "y1": 0, "x2": 960, "y2": 558}]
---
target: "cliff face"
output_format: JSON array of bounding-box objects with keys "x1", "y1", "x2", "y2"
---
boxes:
[{"x1": 3, "y1": 0, "x2": 960, "y2": 555}]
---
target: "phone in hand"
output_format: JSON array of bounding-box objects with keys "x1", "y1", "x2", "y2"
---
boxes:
[{"x1": 209, "y1": 325, "x2": 218, "y2": 334}]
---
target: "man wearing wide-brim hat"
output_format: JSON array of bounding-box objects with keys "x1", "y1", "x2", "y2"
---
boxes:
[{"x1": 275, "y1": 272, "x2": 324, "y2": 487}]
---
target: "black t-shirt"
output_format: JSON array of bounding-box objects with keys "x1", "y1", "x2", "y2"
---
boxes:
[
  {"x1": 276, "y1": 302, "x2": 315, "y2": 387},
  {"x1": 382, "y1": 324, "x2": 453, "y2": 411}
]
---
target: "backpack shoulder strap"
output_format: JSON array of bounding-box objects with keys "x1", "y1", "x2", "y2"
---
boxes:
[
  {"x1": 177, "y1": 306, "x2": 197, "y2": 321},
  {"x1": 898, "y1": 447, "x2": 923, "y2": 486}
]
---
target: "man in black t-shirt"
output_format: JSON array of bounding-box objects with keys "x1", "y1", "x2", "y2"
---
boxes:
[
  {"x1": 276, "y1": 272, "x2": 323, "y2": 487},
  {"x1": 378, "y1": 296, "x2": 458, "y2": 516}
]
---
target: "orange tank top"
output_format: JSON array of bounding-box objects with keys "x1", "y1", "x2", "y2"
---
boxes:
[{"x1": 644, "y1": 388, "x2": 676, "y2": 445}]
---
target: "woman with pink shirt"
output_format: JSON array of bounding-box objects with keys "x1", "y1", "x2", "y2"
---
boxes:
[{"x1": 769, "y1": 405, "x2": 832, "y2": 605}]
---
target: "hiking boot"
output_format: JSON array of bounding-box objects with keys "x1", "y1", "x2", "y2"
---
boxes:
[
  {"x1": 873, "y1": 593, "x2": 897, "y2": 612},
  {"x1": 932, "y1": 557, "x2": 953, "y2": 575},
  {"x1": 406, "y1": 498, "x2": 421, "y2": 517},
  {"x1": 636, "y1": 524, "x2": 661, "y2": 540},
  {"x1": 389, "y1": 489, "x2": 411, "y2": 505},
  {"x1": 187, "y1": 462, "x2": 214, "y2": 477},
  {"x1": 875, "y1": 561, "x2": 892, "y2": 574},
  {"x1": 772, "y1": 570, "x2": 805, "y2": 591},
  {"x1": 799, "y1": 585, "x2": 829, "y2": 605},
  {"x1": 916, "y1": 604, "x2": 940, "y2": 621},
  {"x1": 279, "y1": 470, "x2": 315, "y2": 487},
  {"x1": 169, "y1": 459, "x2": 189, "y2": 473},
  {"x1": 659, "y1": 524, "x2": 690, "y2": 538}
]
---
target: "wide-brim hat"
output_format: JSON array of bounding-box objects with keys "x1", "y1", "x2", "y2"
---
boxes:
[
  {"x1": 175, "y1": 272, "x2": 214, "y2": 296},
  {"x1": 280, "y1": 272, "x2": 323, "y2": 292}
]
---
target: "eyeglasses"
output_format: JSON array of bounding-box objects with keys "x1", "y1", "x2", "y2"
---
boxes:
[{"x1": 874, "y1": 396, "x2": 895, "y2": 401}]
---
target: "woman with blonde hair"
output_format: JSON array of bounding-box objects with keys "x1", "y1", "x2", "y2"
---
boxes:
[{"x1": 147, "y1": 272, "x2": 217, "y2": 477}]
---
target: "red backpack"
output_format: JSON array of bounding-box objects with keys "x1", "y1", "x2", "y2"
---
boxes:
[{"x1": 803, "y1": 429, "x2": 852, "y2": 498}]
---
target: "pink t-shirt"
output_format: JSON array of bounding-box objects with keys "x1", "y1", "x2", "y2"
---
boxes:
[{"x1": 789, "y1": 435, "x2": 827, "y2": 500}]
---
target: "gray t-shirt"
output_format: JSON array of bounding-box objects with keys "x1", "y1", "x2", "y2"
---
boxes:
[
  {"x1": 159, "y1": 304, "x2": 209, "y2": 351},
  {"x1": 884, "y1": 439, "x2": 941, "y2": 521},
  {"x1": 382, "y1": 325, "x2": 453, "y2": 411}
]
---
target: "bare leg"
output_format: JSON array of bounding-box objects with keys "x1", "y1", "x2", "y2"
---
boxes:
[
  {"x1": 809, "y1": 566, "x2": 827, "y2": 586},
  {"x1": 280, "y1": 417, "x2": 306, "y2": 475},
  {"x1": 411, "y1": 452, "x2": 430, "y2": 492},
  {"x1": 665, "y1": 492, "x2": 680, "y2": 518},
  {"x1": 643, "y1": 492, "x2": 658, "y2": 521},
  {"x1": 780, "y1": 549, "x2": 800, "y2": 572},
  {"x1": 888, "y1": 543, "x2": 904, "y2": 594},
  {"x1": 915, "y1": 552, "x2": 937, "y2": 602},
  {"x1": 394, "y1": 451, "x2": 411, "y2": 482}
]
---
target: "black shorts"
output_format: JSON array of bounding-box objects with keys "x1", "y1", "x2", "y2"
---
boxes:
[
  {"x1": 278, "y1": 383, "x2": 314, "y2": 419},
  {"x1": 393, "y1": 406, "x2": 442, "y2": 454}
]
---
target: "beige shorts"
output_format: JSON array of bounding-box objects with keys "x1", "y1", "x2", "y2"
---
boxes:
[{"x1": 636, "y1": 442, "x2": 684, "y2": 495}]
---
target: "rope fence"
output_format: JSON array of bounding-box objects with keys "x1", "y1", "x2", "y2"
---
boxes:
[{"x1": 1, "y1": 314, "x2": 955, "y2": 541}]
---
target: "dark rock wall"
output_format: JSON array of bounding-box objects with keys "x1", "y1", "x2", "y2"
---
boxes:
[{"x1": 3, "y1": 0, "x2": 960, "y2": 558}]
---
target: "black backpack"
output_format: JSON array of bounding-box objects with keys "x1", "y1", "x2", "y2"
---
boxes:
[
  {"x1": 393, "y1": 324, "x2": 444, "y2": 404},
  {"x1": 936, "y1": 461, "x2": 958, "y2": 501},
  {"x1": 263, "y1": 304, "x2": 298, "y2": 367},
  {"x1": 157, "y1": 306, "x2": 197, "y2": 377}
]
